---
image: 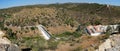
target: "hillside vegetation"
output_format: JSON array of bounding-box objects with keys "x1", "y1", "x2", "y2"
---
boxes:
[
  {"x1": 0, "y1": 3, "x2": 120, "y2": 34},
  {"x1": 1, "y1": 3, "x2": 120, "y2": 27},
  {"x1": 0, "y1": 3, "x2": 120, "y2": 51}
]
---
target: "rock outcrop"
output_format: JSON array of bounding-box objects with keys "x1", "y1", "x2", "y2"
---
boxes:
[
  {"x1": 0, "y1": 31, "x2": 20, "y2": 51},
  {"x1": 97, "y1": 39, "x2": 111, "y2": 51},
  {"x1": 96, "y1": 34, "x2": 120, "y2": 51}
]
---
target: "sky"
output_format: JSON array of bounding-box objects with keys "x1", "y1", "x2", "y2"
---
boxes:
[{"x1": 0, "y1": 0, "x2": 120, "y2": 9}]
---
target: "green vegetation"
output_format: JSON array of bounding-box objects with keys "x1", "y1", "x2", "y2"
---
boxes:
[
  {"x1": 6, "y1": 28, "x2": 17, "y2": 39},
  {"x1": 47, "y1": 40, "x2": 59, "y2": 50},
  {"x1": 72, "y1": 31, "x2": 82, "y2": 38},
  {"x1": 0, "y1": 3, "x2": 119, "y2": 27},
  {"x1": 30, "y1": 27, "x2": 36, "y2": 30},
  {"x1": 0, "y1": 22, "x2": 4, "y2": 30},
  {"x1": 73, "y1": 47, "x2": 83, "y2": 51},
  {"x1": 54, "y1": 32, "x2": 82, "y2": 38},
  {"x1": 10, "y1": 36, "x2": 59, "y2": 51}
]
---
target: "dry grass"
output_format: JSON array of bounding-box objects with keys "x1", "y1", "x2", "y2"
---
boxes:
[
  {"x1": 47, "y1": 25, "x2": 76, "y2": 34},
  {"x1": 55, "y1": 35, "x2": 106, "y2": 51}
]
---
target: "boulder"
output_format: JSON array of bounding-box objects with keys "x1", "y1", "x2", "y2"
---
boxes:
[
  {"x1": 8, "y1": 44, "x2": 21, "y2": 51},
  {"x1": 0, "y1": 44, "x2": 20, "y2": 51},
  {"x1": 0, "y1": 31, "x2": 5, "y2": 38},
  {"x1": 97, "y1": 34, "x2": 120, "y2": 51},
  {"x1": 98, "y1": 39, "x2": 111, "y2": 51},
  {"x1": 0, "y1": 31, "x2": 21, "y2": 51},
  {"x1": 0, "y1": 37, "x2": 11, "y2": 44}
]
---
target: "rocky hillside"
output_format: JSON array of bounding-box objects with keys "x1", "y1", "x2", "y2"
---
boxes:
[
  {"x1": 0, "y1": 3, "x2": 120, "y2": 34},
  {"x1": 1, "y1": 3, "x2": 120, "y2": 26},
  {"x1": 0, "y1": 3, "x2": 120, "y2": 51},
  {"x1": 97, "y1": 34, "x2": 120, "y2": 51},
  {"x1": 0, "y1": 31, "x2": 20, "y2": 51}
]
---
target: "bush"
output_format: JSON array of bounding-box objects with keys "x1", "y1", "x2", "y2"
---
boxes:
[
  {"x1": 30, "y1": 27, "x2": 35, "y2": 30},
  {"x1": 47, "y1": 41, "x2": 59, "y2": 50},
  {"x1": 72, "y1": 31, "x2": 82, "y2": 38},
  {"x1": 63, "y1": 31, "x2": 72, "y2": 35},
  {"x1": 54, "y1": 31, "x2": 82, "y2": 38},
  {"x1": 3, "y1": 27, "x2": 8, "y2": 30},
  {"x1": 73, "y1": 47, "x2": 82, "y2": 51},
  {"x1": 0, "y1": 22, "x2": 4, "y2": 30},
  {"x1": 20, "y1": 36, "x2": 46, "y2": 51},
  {"x1": 54, "y1": 31, "x2": 72, "y2": 37},
  {"x1": 6, "y1": 29, "x2": 17, "y2": 39},
  {"x1": 105, "y1": 26, "x2": 112, "y2": 36}
]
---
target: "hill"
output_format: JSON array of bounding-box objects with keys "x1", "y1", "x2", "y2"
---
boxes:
[
  {"x1": 0, "y1": 3, "x2": 120, "y2": 51},
  {"x1": 0, "y1": 3, "x2": 120, "y2": 34}
]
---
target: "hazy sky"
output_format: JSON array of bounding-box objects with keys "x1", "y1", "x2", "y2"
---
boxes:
[{"x1": 0, "y1": 0, "x2": 119, "y2": 9}]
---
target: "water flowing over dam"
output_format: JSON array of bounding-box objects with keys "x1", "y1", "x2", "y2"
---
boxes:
[{"x1": 37, "y1": 25, "x2": 51, "y2": 40}]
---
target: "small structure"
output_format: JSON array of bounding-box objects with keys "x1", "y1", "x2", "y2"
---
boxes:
[
  {"x1": 85, "y1": 25, "x2": 120, "y2": 36},
  {"x1": 37, "y1": 25, "x2": 51, "y2": 40}
]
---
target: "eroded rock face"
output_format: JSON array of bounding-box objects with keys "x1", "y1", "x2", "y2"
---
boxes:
[
  {"x1": 97, "y1": 34, "x2": 120, "y2": 51},
  {"x1": 106, "y1": 35, "x2": 120, "y2": 51},
  {"x1": 0, "y1": 31, "x2": 5, "y2": 38},
  {"x1": 8, "y1": 44, "x2": 20, "y2": 51},
  {"x1": 0, "y1": 31, "x2": 11, "y2": 45},
  {"x1": 0, "y1": 31, "x2": 20, "y2": 51},
  {"x1": 98, "y1": 39, "x2": 111, "y2": 51},
  {"x1": 0, "y1": 44, "x2": 20, "y2": 51},
  {"x1": 0, "y1": 37, "x2": 11, "y2": 44}
]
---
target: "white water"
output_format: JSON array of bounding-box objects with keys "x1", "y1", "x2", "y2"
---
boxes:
[{"x1": 37, "y1": 25, "x2": 51, "y2": 40}]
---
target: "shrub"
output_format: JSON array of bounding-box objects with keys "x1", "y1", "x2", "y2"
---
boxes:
[
  {"x1": 0, "y1": 22, "x2": 4, "y2": 30},
  {"x1": 47, "y1": 41, "x2": 59, "y2": 50},
  {"x1": 20, "y1": 36, "x2": 46, "y2": 51},
  {"x1": 3, "y1": 27, "x2": 8, "y2": 30},
  {"x1": 94, "y1": 20, "x2": 101, "y2": 25},
  {"x1": 30, "y1": 27, "x2": 35, "y2": 30},
  {"x1": 63, "y1": 31, "x2": 72, "y2": 35},
  {"x1": 72, "y1": 31, "x2": 82, "y2": 38},
  {"x1": 73, "y1": 47, "x2": 82, "y2": 51},
  {"x1": 54, "y1": 31, "x2": 72, "y2": 37},
  {"x1": 6, "y1": 29, "x2": 17, "y2": 39},
  {"x1": 105, "y1": 26, "x2": 112, "y2": 35}
]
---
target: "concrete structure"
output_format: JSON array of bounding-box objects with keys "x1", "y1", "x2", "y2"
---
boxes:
[
  {"x1": 86, "y1": 25, "x2": 120, "y2": 36},
  {"x1": 37, "y1": 25, "x2": 51, "y2": 40}
]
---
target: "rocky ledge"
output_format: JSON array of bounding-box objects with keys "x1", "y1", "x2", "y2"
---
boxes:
[
  {"x1": 0, "y1": 31, "x2": 20, "y2": 51},
  {"x1": 96, "y1": 34, "x2": 120, "y2": 51}
]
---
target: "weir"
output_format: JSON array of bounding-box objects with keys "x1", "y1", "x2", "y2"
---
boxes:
[{"x1": 37, "y1": 25, "x2": 51, "y2": 40}]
